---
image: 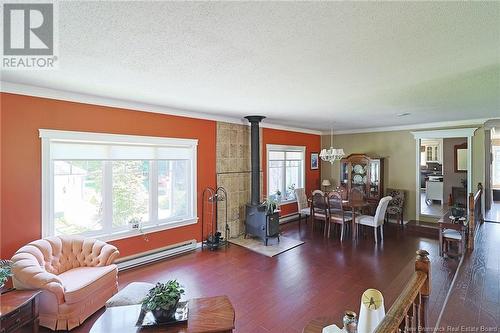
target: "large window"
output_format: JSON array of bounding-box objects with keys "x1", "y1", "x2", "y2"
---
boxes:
[
  {"x1": 41, "y1": 130, "x2": 197, "y2": 240},
  {"x1": 267, "y1": 145, "x2": 305, "y2": 202},
  {"x1": 493, "y1": 146, "x2": 500, "y2": 188}
]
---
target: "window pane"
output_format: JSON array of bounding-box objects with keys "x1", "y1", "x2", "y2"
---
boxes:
[
  {"x1": 286, "y1": 151, "x2": 302, "y2": 160},
  {"x1": 285, "y1": 160, "x2": 301, "y2": 200},
  {"x1": 54, "y1": 161, "x2": 104, "y2": 235},
  {"x1": 268, "y1": 160, "x2": 284, "y2": 196},
  {"x1": 269, "y1": 151, "x2": 285, "y2": 160},
  {"x1": 158, "y1": 160, "x2": 189, "y2": 220},
  {"x1": 494, "y1": 148, "x2": 500, "y2": 185},
  {"x1": 112, "y1": 161, "x2": 150, "y2": 227}
]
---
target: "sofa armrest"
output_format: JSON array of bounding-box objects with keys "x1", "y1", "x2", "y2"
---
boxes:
[
  {"x1": 87, "y1": 238, "x2": 120, "y2": 266},
  {"x1": 98, "y1": 243, "x2": 120, "y2": 266},
  {"x1": 11, "y1": 252, "x2": 65, "y2": 304}
]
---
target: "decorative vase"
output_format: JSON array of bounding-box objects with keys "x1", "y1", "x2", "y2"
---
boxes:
[{"x1": 151, "y1": 299, "x2": 180, "y2": 323}]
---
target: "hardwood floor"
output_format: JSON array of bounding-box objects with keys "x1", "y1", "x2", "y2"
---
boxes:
[
  {"x1": 438, "y1": 222, "x2": 500, "y2": 330},
  {"x1": 485, "y1": 201, "x2": 500, "y2": 222},
  {"x1": 420, "y1": 191, "x2": 448, "y2": 217},
  {"x1": 41, "y1": 221, "x2": 458, "y2": 332}
]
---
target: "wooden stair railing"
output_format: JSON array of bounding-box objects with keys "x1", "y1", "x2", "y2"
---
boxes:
[
  {"x1": 373, "y1": 250, "x2": 430, "y2": 333},
  {"x1": 468, "y1": 183, "x2": 483, "y2": 251}
]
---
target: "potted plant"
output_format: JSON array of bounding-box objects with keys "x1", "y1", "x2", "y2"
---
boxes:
[
  {"x1": 128, "y1": 217, "x2": 149, "y2": 242},
  {"x1": 0, "y1": 259, "x2": 13, "y2": 289},
  {"x1": 142, "y1": 280, "x2": 185, "y2": 323}
]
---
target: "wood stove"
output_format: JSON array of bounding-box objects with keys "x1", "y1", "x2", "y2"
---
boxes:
[{"x1": 244, "y1": 116, "x2": 280, "y2": 245}]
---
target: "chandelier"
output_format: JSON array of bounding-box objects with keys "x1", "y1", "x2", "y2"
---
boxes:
[{"x1": 319, "y1": 127, "x2": 345, "y2": 164}]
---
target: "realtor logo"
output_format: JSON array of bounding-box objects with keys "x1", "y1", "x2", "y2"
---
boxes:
[{"x1": 2, "y1": 2, "x2": 58, "y2": 69}]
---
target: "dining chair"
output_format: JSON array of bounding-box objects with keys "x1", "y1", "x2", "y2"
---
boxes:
[
  {"x1": 385, "y1": 188, "x2": 405, "y2": 225},
  {"x1": 294, "y1": 188, "x2": 310, "y2": 226},
  {"x1": 356, "y1": 196, "x2": 392, "y2": 243},
  {"x1": 311, "y1": 190, "x2": 328, "y2": 236},
  {"x1": 439, "y1": 223, "x2": 466, "y2": 257},
  {"x1": 326, "y1": 191, "x2": 352, "y2": 241}
]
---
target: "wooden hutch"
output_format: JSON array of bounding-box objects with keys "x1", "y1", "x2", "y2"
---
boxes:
[{"x1": 339, "y1": 154, "x2": 385, "y2": 211}]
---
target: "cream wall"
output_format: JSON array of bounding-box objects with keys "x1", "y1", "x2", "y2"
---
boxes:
[{"x1": 321, "y1": 126, "x2": 486, "y2": 222}]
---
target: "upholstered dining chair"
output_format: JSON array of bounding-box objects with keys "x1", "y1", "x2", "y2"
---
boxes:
[
  {"x1": 356, "y1": 196, "x2": 392, "y2": 243},
  {"x1": 294, "y1": 187, "x2": 310, "y2": 225},
  {"x1": 386, "y1": 189, "x2": 405, "y2": 225},
  {"x1": 311, "y1": 190, "x2": 328, "y2": 236},
  {"x1": 326, "y1": 191, "x2": 352, "y2": 241}
]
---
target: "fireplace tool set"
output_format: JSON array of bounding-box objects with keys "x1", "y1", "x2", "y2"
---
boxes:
[{"x1": 201, "y1": 186, "x2": 229, "y2": 250}]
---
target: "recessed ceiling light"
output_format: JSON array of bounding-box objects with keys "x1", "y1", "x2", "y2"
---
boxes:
[{"x1": 397, "y1": 112, "x2": 411, "y2": 117}]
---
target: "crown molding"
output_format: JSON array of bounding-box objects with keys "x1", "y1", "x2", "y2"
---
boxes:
[
  {"x1": 0, "y1": 81, "x2": 322, "y2": 136},
  {"x1": 324, "y1": 118, "x2": 489, "y2": 135}
]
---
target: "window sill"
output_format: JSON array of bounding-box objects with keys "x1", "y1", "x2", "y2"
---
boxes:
[{"x1": 96, "y1": 217, "x2": 199, "y2": 242}]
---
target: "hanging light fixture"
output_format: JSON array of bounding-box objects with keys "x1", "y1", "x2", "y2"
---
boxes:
[{"x1": 320, "y1": 127, "x2": 345, "y2": 164}]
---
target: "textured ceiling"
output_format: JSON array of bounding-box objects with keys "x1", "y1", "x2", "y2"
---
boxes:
[{"x1": 1, "y1": 1, "x2": 499, "y2": 131}]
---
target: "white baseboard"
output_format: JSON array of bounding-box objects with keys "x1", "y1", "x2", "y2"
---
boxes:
[{"x1": 116, "y1": 239, "x2": 197, "y2": 271}]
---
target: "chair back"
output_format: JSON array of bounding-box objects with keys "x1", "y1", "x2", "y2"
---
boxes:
[
  {"x1": 311, "y1": 190, "x2": 328, "y2": 220},
  {"x1": 337, "y1": 186, "x2": 348, "y2": 200},
  {"x1": 294, "y1": 188, "x2": 308, "y2": 210},
  {"x1": 374, "y1": 196, "x2": 393, "y2": 225},
  {"x1": 387, "y1": 188, "x2": 405, "y2": 208},
  {"x1": 327, "y1": 191, "x2": 343, "y2": 214},
  {"x1": 350, "y1": 187, "x2": 365, "y2": 202}
]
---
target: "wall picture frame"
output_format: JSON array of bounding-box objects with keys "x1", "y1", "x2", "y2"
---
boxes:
[{"x1": 311, "y1": 152, "x2": 319, "y2": 170}]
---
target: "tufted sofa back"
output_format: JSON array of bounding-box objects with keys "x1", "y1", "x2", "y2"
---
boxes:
[{"x1": 14, "y1": 236, "x2": 119, "y2": 275}]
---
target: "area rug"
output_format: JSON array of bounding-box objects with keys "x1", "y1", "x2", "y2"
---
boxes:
[{"x1": 229, "y1": 235, "x2": 304, "y2": 257}]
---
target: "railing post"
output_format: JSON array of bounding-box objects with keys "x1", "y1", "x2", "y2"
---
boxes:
[
  {"x1": 415, "y1": 250, "x2": 430, "y2": 296},
  {"x1": 415, "y1": 249, "x2": 430, "y2": 330},
  {"x1": 477, "y1": 183, "x2": 484, "y2": 225},
  {"x1": 468, "y1": 192, "x2": 475, "y2": 251}
]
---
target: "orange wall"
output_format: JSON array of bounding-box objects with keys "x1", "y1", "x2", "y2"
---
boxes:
[
  {"x1": 0, "y1": 93, "x2": 216, "y2": 258},
  {"x1": 262, "y1": 128, "x2": 321, "y2": 216}
]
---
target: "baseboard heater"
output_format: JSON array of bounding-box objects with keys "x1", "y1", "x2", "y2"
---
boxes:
[{"x1": 116, "y1": 239, "x2": 197, "y2": 271}]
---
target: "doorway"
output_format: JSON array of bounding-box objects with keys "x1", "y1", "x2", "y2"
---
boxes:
[
  {"x1": 412, "y1": 128, "x2": 477, "y2": 221},
  {"x1": 486, "y1": 127, "x2": 500, "y2": 222}
]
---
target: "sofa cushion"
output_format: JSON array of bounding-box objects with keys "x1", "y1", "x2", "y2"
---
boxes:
[{"x1": 58, "y1": 265, "x2": 117, "y2": 304}]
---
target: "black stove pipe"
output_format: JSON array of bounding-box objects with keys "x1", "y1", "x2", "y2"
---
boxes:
[{"x1": 244, "y1": 115, "x2": 265, "y2": 206}]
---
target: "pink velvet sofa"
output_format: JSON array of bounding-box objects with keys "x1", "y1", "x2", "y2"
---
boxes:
[{"x1": 11, "y1": 236, "x2": 120, "y2": 330}]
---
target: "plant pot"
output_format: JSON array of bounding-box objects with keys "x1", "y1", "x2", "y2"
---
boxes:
[{"x1": 151, "y1": 299, "x2": 180, "y2": 323}]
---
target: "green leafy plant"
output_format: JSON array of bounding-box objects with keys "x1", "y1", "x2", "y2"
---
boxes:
[
  {"x1": 0, "y1": 260, "x2": 13, "y2": 288},
  {"x1": 263, "y1": 196, "x2": 279, "y2": 215},
  {"x1": 142, "y1": 280, "x2": 185, "y2": 312}
]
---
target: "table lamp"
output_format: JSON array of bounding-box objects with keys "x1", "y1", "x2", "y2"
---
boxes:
[
  {"x1": 358, "y1": 289, "x2": 385, "y2": 333},
  {"x1": 322, "y1": 179, "x2": 331, "y2": 191}
]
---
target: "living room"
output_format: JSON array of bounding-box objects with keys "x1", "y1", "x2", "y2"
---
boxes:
[{"x1": 1, "y1": 1, "x2": 499, "y2": 333}]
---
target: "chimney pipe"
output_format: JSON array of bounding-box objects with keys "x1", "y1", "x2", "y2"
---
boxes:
[{"x1": 244, "y1": 115, "x2": 266, "y2": 206}]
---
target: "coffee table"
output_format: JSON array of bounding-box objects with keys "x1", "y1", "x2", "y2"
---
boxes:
[{"x1": 90, "y1": 295, "x2": 235, "y2": 333}]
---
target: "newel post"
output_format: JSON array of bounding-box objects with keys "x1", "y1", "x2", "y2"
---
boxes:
[
  {"x1": 415, "y1": 250, "x2": 430, "y2": 297},
  {"x1": 468, "y1": 192, "x2": 475, "y2": 251}
]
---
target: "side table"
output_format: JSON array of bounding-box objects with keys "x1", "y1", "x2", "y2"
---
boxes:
[{"x1": 0, "y1": 289, "x2": 41, "y2": 333}]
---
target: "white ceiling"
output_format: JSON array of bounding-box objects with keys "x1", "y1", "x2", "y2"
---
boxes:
[{"x1": 1, "y1": 1, "x2": 499, "y2": 132}]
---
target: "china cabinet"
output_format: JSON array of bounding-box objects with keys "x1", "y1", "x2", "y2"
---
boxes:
[{"x1": 339, "y1": 154, "x2": 385, "y2": 209}]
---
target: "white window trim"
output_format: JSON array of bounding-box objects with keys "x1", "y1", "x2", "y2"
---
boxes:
[
  {"x1": 39, "y1": 129, "x2": 198, "y2": 240},
  {"x1": 266, "y1": 144, "x2": 306, "y2": 205}
]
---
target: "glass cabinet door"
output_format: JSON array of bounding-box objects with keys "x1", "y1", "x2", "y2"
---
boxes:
[
  {"x1": 370, "y1": 159, "x2": 381, "y2": 199},
  {"x1": 351, "y1": 162, "x2": 368, "y2": 193},
  {"x1": 340, "y1": 161, "x2": 349, "y2": 186}
]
